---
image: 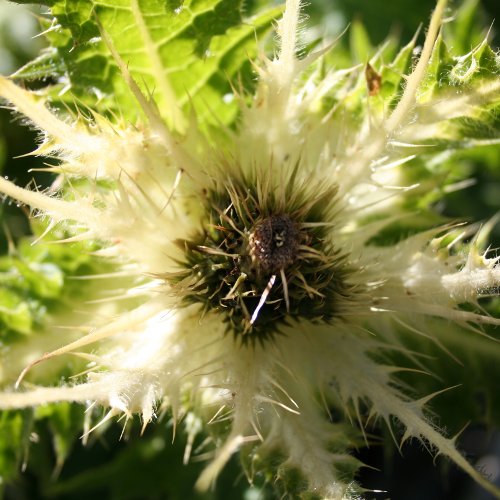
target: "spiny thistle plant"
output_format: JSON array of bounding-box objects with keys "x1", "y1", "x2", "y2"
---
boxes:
[{"x1": 0, "y1": 0, "x2": 500, "y2": 498}]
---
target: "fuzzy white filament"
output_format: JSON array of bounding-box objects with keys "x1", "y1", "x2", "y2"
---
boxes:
[{"x1": 0, "y1": 0, "x2": 499, "y2": 498}]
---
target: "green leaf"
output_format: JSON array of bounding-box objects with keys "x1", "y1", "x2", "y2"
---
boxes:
[
  {"x1": 420, "y1": 33, "x2": 500, "y2": 99},
  {"x1": 380, "y1": 34, "x2": 417, "y2": 110},
  {"x1": 11, "y1": 47, "x2": 67, "y2": 81},
  {"x1": 0, "y1": 287, "x2": 33, "y2": 335},
  {"x1": 14, "y1": 0, "x2": 281, "y2": 131},
  {"x1": 442, "y1": 0, "x2": 490, "y2": 56},
  {"x1": 349, "y1": 20, "x2": 372, "y2": 63},
  {"x1": 418, "y1": 34, "x2": 454, "y2": 98},
  {"x1": 0, "y1": 219, "x2": 114, "y2": 339}
]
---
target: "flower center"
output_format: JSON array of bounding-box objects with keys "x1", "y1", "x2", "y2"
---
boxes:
[
  {"x1": 168, "y1": 179, "x2": 352, "y2": 342},
  {"x1": 250, "y1": 215, "x2": 300, "y2": 273}
]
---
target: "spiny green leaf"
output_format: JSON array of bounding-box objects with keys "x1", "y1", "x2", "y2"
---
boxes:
[
  {"x1": 349, "y1": 20, "x2": 372, "y2": 63},
  {"x1": 11, "y1": 47, "x2": 66, "y2": 82},
  {"x1": 448, "y1": 41, "x2": 497, "y2": 85},
  {"x1": 420, "y1": 33, "x2": 500, "y2": 100},
  {"x1": 380, "y1": 34, "x2": 417, "y2": 110},
  {"x1": 419, "y1": 34, "x2": 455, "y2": 97},
  {"x1": 442, "y1": 0, "x2": 490, "y2": 55},
  {"x1": 13, "y1": 0, "x2": 281, "y2": 131}
]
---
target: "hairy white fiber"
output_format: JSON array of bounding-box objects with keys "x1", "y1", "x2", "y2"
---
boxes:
[{"x1": 0, "y1": 0, "x2": 499, "y2": 498}]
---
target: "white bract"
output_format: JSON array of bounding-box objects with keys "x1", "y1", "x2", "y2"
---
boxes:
[{"x1": 0, "y1": 0, "x2": 499, "y2": 498}]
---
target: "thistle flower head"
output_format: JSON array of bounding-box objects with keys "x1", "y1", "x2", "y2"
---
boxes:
[
  {"x1": 169, "y1": 170, "x2": 352, "y2": 341},
  {"x1": 0, "y1": 0, "x2": 500, "y2": 498}
]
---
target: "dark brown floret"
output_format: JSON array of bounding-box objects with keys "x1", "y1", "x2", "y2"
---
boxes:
[{"x1": 249, "y1": 215, "x2": 300, "y2": 273}]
